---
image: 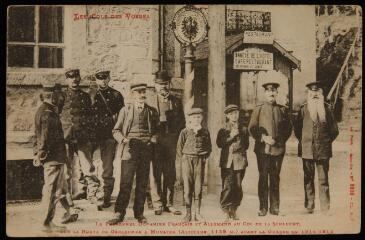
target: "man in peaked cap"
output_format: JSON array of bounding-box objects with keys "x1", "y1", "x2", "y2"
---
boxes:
[
  {"x1": 60, "y1": 68, "x2": 101, "y2": 208},
  {"x1": 34, "y1": 84, "x2": 78, "y2": 231},
  {"x1": 90, "y1": 68, "x2": 124, "y2": 210},
  {"x1": 248, "y1": 81, "x2": 292, "y2": 216},
  {"x1": 293, "y1": 81, "x2": 338, "y2": 214},
  {"x1": 148, "y1": 70, "x2": 185, "y2": 216},
  {"x1": 108, "y1": 82, "x2": 159, "y2": 224}
]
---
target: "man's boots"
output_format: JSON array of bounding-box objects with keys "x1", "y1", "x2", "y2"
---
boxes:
[
  {"x1": 222, "y1": 207, "x2": 231, "y2": 222},
  {"x1": 101, "y1": 194, "x2": 112, "y2": 208},
  {"x1": 146, "y1": 192, "x2": 154, "y2": 210},
  {"x1": 59, "y1": 197, "x2": 78, "y2": 224},
  {"x1": 194, "y1": 198, "x2": 205, "y2": 221},
  {"x1": 183, "y1": 207, "x2": 192, "y2": 222},
  {"x1": 229, "y1": 205, "x2": 239, "y2": 220}
]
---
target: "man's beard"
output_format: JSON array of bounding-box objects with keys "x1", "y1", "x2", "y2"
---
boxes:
[{"x1": 307, "y1": 94, "x2": 326, "y2": 123}]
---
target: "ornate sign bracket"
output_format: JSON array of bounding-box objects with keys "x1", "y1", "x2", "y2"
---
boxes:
[
  {"x1": 170, "y1": 5, "x2": 209, "y2": 47},
  {"x1": 170, "y1": 5, "x2": 209, "y2": 111}
]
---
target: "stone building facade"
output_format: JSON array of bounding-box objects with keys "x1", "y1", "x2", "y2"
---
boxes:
[
  {"x1": 7, "y1": 5, "x2": 316, "y2": 199},
  {"x1": 6, "y1": 5, "x2": 188, "y2": 200}
]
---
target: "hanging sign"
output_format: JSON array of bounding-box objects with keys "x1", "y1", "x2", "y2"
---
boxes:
[
  {"x1": 243, "y1": 31, "x2": 274, "y2": 44},
  {"x1": 233, "y1": 48, "x2": 273, "y2": 70}
]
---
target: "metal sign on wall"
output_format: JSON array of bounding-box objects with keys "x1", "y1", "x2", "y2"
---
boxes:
[
  {"x1": 171, "y1": 5, "x2": 209, "y2": 45},
  {"x1": 233, "y1": 48, "x2": 273, "y2": 70},
  {"x1": 243, "y1": 31, "x2": 274, "y2": 44}
]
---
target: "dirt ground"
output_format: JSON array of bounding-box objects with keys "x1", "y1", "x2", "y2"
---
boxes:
[{"x1": 6, "y1": 128, "x2": 361, "y2": 237}]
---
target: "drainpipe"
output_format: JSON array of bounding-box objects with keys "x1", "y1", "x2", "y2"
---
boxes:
[{"x1": 159, "y1": 5, "x2": 165, "y2": 70}]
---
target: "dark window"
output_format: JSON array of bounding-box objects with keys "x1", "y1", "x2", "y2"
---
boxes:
[
  {"x1": 8, "y1": 45, "x2": 34, "y2": 67},
  {"x1": 39, "y1": 47, "x2": 63, "y2": 68},
  {"x1": 8, "y1": 6, "x2": 35, "y2": 42},
  {"x1": 7, "y1": 6, "x2": 64, "y2": 68},
  {"x1": 39, "y1": 6, "x2": 63, "y2": 43}
]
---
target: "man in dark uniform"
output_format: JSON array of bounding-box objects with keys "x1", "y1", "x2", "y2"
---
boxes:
[
  {"x1": 248, "y1": 82, "x2": 292, "y2": 216},
  {"x1": 91, "y1": 69, "x2": 124, "y2": 209},
  {"x1": 293, "y1": 81, "x2": 339, "y2": 214},
  {"x1": 60, "y1": 68, "x2": 101, "y2": 206},
  {"x1": 108, "y1": 83, "x2": 159, "y2": 224},
  {"x1": 34, "y1": 84, "x2": 78, "y2": 232},
  {"x1": 149, "y1": 70, "x2": 185, "y2": 216}
]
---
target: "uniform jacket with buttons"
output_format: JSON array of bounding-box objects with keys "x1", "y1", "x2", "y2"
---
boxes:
[
  {"x1": 248, "y1": 102, "x2": 292, "y2": 156},
  {"x1": 216, "y1": 122, "x2": 249, "y2": 170},
  {"x1": 113, "y1": 103, "x2": 159, "y2": 160},
  {"x1": 293, "y1": 102, "x2": 339, "y2": 160},
  {"x1": 60, "y1": 88, "x2": 94, "y2": 143},
  {"x1": 91, "y1": 87, "x2": 124, "y2": 139},
  {"x1": 33, "y1": 102, "x2": 67, "y2": 165}
]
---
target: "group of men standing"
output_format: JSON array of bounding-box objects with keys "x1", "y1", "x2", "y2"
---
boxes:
[
  {"x1": 33, "y1": 68, "x2": 186, "y2": 230},
  {"x1": 248, "y1": 81, "x2": 338, "y2": 217},
  {"x1": 33, "y1": 66, "x2": 339, "y2": 231}
]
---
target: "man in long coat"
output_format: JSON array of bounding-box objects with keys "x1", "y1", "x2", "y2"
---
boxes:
[{"x1": 293, "y1": 81, "x2": 339, "y2": 214}]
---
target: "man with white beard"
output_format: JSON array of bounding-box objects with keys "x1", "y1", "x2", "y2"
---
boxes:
[{"x1": 294, "y1": 81, "x2": 339, "y2": 214}]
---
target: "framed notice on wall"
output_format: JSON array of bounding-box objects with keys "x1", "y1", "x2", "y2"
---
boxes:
[{"x1": 233, "y1": 48, "x2": 273, "y2": 70}]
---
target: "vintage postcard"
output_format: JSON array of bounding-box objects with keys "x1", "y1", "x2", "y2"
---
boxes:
[{"x1": 5, "y1": 4, "x2": 362, "y2": 237}]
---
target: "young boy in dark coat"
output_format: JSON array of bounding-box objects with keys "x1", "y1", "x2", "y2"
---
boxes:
[{"x1": 217, "y1": 105, "x2": 249, "y2": 221}]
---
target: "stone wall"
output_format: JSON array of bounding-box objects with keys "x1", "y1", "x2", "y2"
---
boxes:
[{"x1": 7, "y1": 5, "x2": 160, "y2": 153}]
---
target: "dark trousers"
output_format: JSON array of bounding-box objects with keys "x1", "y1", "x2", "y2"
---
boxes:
[
  {"x1": 150, "y1": 133, "x2": 178, "y2": 208},
  {"x1": 220, "y1": 167, "x2": 245, "y2": 211},
  {"x1": 256, "y1": 153, "x2": 284, "y2": 212},
  {"x1": 182, "y1": 155, "x2": 206, "y2": 208},
  {"x1": 92, "y1": 138, "x2": 117, "y2": 198},
  {"x1": 115, "y1": 140, "x2": 152, "y2": 217},
  {"x1": 302, "y1": 158, "x2": 330, "y2": 211}
]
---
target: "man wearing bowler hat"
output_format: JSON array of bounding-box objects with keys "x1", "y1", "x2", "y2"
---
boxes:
[
  {"x1": 90, "y1": 68, "x2": 124, "y2": 210},
  {"x1": 293, "y1": 81, "x2": 338, "y2": 214},
  {"x1": 149, "y1": 70, "x2": 185, "y2": 216},
  {"x1": 248, "y1": 82, "x2": 292, "y2": 216},
  {"x1": 60, "y1": 68, "x2": 100, "y2": 206},
  {"x1": 108, "y1": 82, "x2": 159, "y2": 224}
]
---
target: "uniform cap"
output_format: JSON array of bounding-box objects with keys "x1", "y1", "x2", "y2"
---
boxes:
[
  {"x1": 94, "y1": 70, "x2": 110, "y2": 80},
  {"x1": 65, "y1": 68, "x2": 80, "y2": 78},
  {"x1": 306, "y1": 81, "x2": 322, "y2": 91},
  {"x1": 224, "y1": 104, "x2": 239, "y2": 114},
  {"x1": 262, "y1": 82, "x2": 280, "y2": 89},
  {"x1": 187, "y1": 108, "x2": 204, "y2": 116},
  {"x1": 131, "y1": 83, "x2": 147, "y2": 91}
]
